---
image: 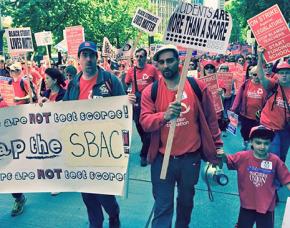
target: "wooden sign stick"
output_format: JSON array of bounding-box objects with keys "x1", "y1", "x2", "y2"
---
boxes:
[
  {"x1": 160, "y1": 48, "x2": 193, "y2": 180},
  {"x1": 24, "y1": 54, "x2": 33, "y2": 104},
  {"x1": 129, "y1": 31, "x2": 143, "y2": 66},
  {"x1": 46, "y1": 45, "x2": 51, "y2": 68}
]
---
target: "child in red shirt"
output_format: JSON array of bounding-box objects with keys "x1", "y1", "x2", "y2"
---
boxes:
[{"x1": 219, "y1": 126, "x2": 290, "y2": 228}]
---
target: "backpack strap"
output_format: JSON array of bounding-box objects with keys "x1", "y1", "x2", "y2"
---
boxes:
[
  {"x1": 103, "y1": 72, "x2": 113, "y2": 95},
  {"x1": 151, "y1": 77, "x2": 202, "y2": 103}
]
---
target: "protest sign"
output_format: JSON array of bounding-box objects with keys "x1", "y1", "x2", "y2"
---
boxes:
[
  {"x1": 247, "y1": 4, "x2": 290, "y2": 63},
  {"x1": 34, "y1": 31, "x2": 53, "y2": 46},
  {"x1": 132, "y1": 8, "x2": 161, "y2": 36},
  {"x1": 102, "y1": 37, "x2": 112, "y2": 57},
  {"x1": 65, "y1": 25, "x2": 85, "y2": 58},
  {"x1": 226, "y1": 110, "x2": 238, "y2": 135},
  {"x1": 233, "y1": 71, "x2": 245, "y2": 93},
  {"x1": 0, "y1": 76, "x2": 15, "y2": 106},
  {"x1": 54, "y1": 39, "x2": 67, "y2": 52},
  {"x1": 116, "y1": 40, "x2": 134, "y2": 60},
  {"x1": 5, "y1": 27, "x2": 34, "y2": 53},
  {"x1": 217, "y1": 72, "x2": 233, "y2": 97},
  {"x1": 163, "y1": 2, "x2": 232, "y2": 54},
  {"x1": 187, "y1": 70, "x2": 198, "y2": 78},
  {"x1": 199, "y1": 74, "x2": 223, "y2": 112},
  {"x1": 282, "y1": 197, "x2": 290, "y2": 228},
  {"x1": 0, "y1": 96, "x2": 132, "y2": 195}
]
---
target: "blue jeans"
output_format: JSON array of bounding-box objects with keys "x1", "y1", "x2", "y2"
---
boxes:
[
  {"x1": 81, "y1": 193, "x2": 119, "y2": 228},
  {"x1": 269, "y1": 126, "x2": 290, "y2": 162},
  {"x1": 151, "y1": 152, "x2": 201, "y2": 228}
]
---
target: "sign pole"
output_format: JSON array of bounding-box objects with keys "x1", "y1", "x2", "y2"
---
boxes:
[
  {"x1": 129, "y1": 31, "x2": 142, "y2": 66},
  {"x1": 24, "y1": 53, "x2": 33, "y2": 104},
  {"x1": 160, "y1": 48, "x2": 193, "y2": 179},
  {"x1": 46, "y1": 45, "x2": 51, "y2": 68}
]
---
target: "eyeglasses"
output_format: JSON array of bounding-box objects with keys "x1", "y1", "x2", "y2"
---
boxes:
[{"x1": 135, "y1": 55, "x2": 144, "y2": 59}]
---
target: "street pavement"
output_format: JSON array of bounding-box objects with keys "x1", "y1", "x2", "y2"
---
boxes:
[{"x1": 0, "y1": 125, "x2": 289, "y2": 228}]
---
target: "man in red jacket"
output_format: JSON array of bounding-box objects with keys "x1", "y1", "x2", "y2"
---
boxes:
[{"x1": 140, "y1": 45, "x2": 223, "y2": 228}]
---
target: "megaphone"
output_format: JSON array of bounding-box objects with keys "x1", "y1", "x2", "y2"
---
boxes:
[{"x1": 202, "y1": 162, "x2": 229, "y2": 186}]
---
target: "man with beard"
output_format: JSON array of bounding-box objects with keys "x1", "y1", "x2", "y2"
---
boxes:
[
  {"x1": 64, "y1": 41, "x2": 135, "y2": 228},
  {"x1": 125, "y1": 48, "x2": 159, "y2": 166},
  {"x1": 140, "y1": 45, "x2": 223, "y2": 227}
]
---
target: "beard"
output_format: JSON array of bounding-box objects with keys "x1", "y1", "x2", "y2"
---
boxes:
[{"x1": 162, "y1": 68, "x2": 178, "y2": 79}]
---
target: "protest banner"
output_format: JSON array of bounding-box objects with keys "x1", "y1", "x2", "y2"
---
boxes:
[
  {"x1": 199, "y1": 74, "x2": 223, "y2": 112},
  {"x1": 5, "y1": 27, "x2": 34, "y2": 53},
  {"x1": 131, "y1": 8, "x2": 161, "y2": 36},
  {"x1": 282, "y1": 197, "x2": 290, "y2": 228},
  {"x1": 226, "y1": 110, "x2": 238, "y2": 135},
  {"x1": 34, "y1": 31, "x2": 53, "y2": 46},
  {"x1": 163, "y1": 2, "x2": 232, "y2": 54},
  {"x1": 247, "y1": 4, "x2": 290, "y2": 63},
  {"x1": 217, "y1": 72, "x2": 233, "y2": 97},
  {"x1": 0, "y1": 76, "x2": 15, "y2": 106},
  {"x1": 0, "y1": 96, "x2": 132, "y2": 195},
  {"x1": 65, "y1": 25, "x2": 85, "y2": 58}
]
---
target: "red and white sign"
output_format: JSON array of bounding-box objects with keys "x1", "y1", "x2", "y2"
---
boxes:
[
  {"x1": 199, "y1": 74, "x2": 223, "y2": 113},
  {"x1": 217, "y1": 72, "x2": 233, "y2": 97},
  {"x1": 65, "y1": 26, "x2": 85, "y2": 58},
  {"x1": 247, "y1": 4, "x2": 290, "y2": 63},
  {"x1": 0, "y1": 76, "x2": 15, "y2": 106}
]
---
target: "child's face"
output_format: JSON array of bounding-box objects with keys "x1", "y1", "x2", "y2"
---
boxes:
[{"x1": 251, "y1": 138, "x2": 271, "y2": 158}]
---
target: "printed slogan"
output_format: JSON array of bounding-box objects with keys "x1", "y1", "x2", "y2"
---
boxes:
[{"x1": 0, "y1": 96, "x2": 132, "y2": 195}]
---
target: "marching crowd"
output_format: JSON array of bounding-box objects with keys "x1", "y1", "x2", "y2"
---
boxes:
[{"x1": 0, "y1": 41, "x2": 290, "y2": 228}]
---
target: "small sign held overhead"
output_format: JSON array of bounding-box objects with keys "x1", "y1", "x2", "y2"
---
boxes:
[
  {"x1": 5, "y1": 27, "x2": 34, "y2": 53},
  {"x1": 34, "y1": 31, "x2": 53, "y2": 46}
]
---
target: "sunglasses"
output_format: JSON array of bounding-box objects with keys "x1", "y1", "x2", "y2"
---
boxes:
[{"x1": 205, "y1": 65, "x2": 215, "y2": 70}]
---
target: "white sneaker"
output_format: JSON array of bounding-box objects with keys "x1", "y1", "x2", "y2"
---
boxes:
[{"x1": 51, "y1": 192, "x2": 60, "y2": 196}]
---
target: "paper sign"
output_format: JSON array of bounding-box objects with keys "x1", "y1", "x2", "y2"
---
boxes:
[
  {"x1": 132, "y1": 8, "x2": 161, "y2": 35},
  {"x1": 0, "y1": 76, "x2": 15, "y2": 106},
  {"x1": 247, "y1": 4, "x2": 290, "y2": 63},
  {"x1": 226, "y1": 110, "x2": 238, "y2": 135},
  {"x1": 217, "y1": 72, "x2": 233, "y2": 97},
  {"x1": 163, "y1": 2, "x2": 232, "y2": 54},
  {"x1": 102, "y1": 37, "x2": 112, "y2": 57},
  {"x1": 199, "y1": 74, "x2": 223, "y2": 113},
  {"x1": 115, "y1": 40, "x2": 134, "y2": 60},
  {"x1": 54, "y1": 39, "x2": 67, "y2": 52},
  {"x1": 65, "y1": 25, "x2": 85, "y2": 58},
  {"x1": 34, "y1": 31, "x2": 53, "y2": 46},
  {"x1": 5, "y1": 27, "x2": 34, "y2": 53}
]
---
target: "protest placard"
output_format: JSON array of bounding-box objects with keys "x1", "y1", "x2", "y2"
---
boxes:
[
  {"x1": 217, "y1": 72, "x2": 233, "y2": 97},
  {"x1": 0, "y1": 96, "x2": 132, "y2": 195},
  {"x1": 132, "y1": 8, "x2": 161, "y2": 36},
  {"x1": 0, "y1": 76, "x2": 14, "y2": 106},
  {"x1": 247, "y1": 4, "x2": 290, "y2": 63},
  {"x1": 54, "y1": 39, "x2": 67, "y2": 52},
  {"x1": 233, "y1": 70, "x2": 245, "y2": 93},
  {"x1": 282, "y1": 197, "x2": 290, "y2": 228},
  {"x1": 199, "y1": 74, "x2": 223, "y2": 112},
  {"x1": 163, "y1": 2, "x2": 232, "y2": 54},
  {"x1": 102, "y1": 37, "x2": 114, "y2": 57},
  {"x1": 34, "y1": 31, "x2": 53, "y2": 46},
  {"x1": 65, "y1": 25, "x2": 85, "y2": 58},
  {"x1": 226, "y1": 110, "x2": 238, "y2": 135},
  {"x1": 5, "y1": 27, "x2": 34, "y2": 53}
]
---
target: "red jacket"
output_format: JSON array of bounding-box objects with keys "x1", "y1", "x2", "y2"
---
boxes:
[{"x1": 140, "y1": 77, "x2": 223, "y2": 164}]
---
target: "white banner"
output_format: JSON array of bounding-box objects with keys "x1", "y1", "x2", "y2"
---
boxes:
[
  {"x1": 34, "y1": 31, "x2": 53, "y2": 46},
  {"x1": 5, "y1": 27, "x2": 34, "y2": 53},
  {"x1": 163, "y1": 1, "x2": 232, "y2": 54},
  {"x1": 0, "y1": 96, "x2": 132, "y2": 195},
  {"x1": 132, "y1": 8, "x2": 161, "y2": 35}
]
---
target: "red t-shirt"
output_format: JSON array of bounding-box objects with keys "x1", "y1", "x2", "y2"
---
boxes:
[
  {"x1": 242, "y1": 81, "x2": 265, "y2": 120},
  {"x1": 12, "y1": 77, "x2": 30, "y2": 105},
  {"x1": 157, "y1": 79, "x2": 201, "y2": 156},
  {"x1": 78, "y1": 75, "x2": 97, "y2": 100},
  {"x1": 260, "y1": 80, "x2": 290, "y2": 130},
  {"x1": 125, "y1": 64, "x2": 159, "y2": 93},
  {"x1": 227, "y1": 151, "x2": 290, "y2": 213}
]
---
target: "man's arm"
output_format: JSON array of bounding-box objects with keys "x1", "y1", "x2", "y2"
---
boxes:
[{"x1": 257, "y1": 47, "x2": 270, "y2": 89}]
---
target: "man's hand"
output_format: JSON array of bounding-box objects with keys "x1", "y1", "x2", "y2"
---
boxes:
[
  {"x1": 127, "y1": 93, "x2": 136, "y2": 104},
  {"x1": 257, "y1": 46, "x2": 265, "y2": 60},
  {"x1": 164, "y1": 101, "x2": 182, "y2": 121}
]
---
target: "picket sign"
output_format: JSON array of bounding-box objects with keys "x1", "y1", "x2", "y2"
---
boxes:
[
  {"x1": 160, "y1": 48, "x2": 193, "y2": 179},
  {"x1": 129, "y1": 31, "x2": 143, "y2": 64}
]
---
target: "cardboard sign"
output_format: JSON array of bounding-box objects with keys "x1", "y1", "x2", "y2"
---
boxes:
[
  {"x1": 34, "y1": 31, "x2": 53, "y2": 46},
  {"x1": 54, "y1": 39, "x2": 67, "y2": 52},
  {"x1": 0, "y1": 76, "x2": 15, "y2": 106},
  {"x1": 163, "y1": 2, "x2": 232, "y2": 53},
  {"x1": 247, "y1": 4, "x2": 290, "y2": 63},
  {"x1": 233, "y1": 71, "x2": 245, "y2": 93},
  {"x1": 115, "y1": 40, "x2": 134, "y2": 60},
  {"x1": 102, "y1": 37, "x2": 112, "y2": 57},
  {"x1": 283, "y1": 197, "x2": 290, "y2": 228},
  {"x1": 65, "y1": 25, "x2": 85, "y2": 58},
  {"x1": 132, "y1": 8, "x2": 161, "y2": 35},
  {"x1": 0, "y1": 96, "x2": 132, "y2": 195},
  {"x1": 199, "y1": 74, "x2": 223, "y2": 113},
  {"x1": 217, "y1": 72, "x2": 233, "y2": 97},
  {"x1": 5, "y1": 27, "x2": 34, "y2": 53},
  {"x1": 226, "y1": 110, "x2": 238, "y2": 135}
]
